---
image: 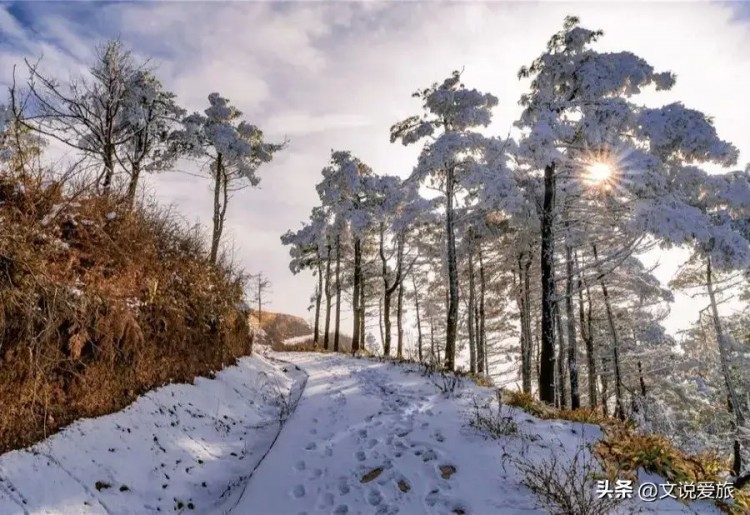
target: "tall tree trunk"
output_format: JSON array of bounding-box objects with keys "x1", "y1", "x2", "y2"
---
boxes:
[
  {"x1": 478, "y1": 246, "x2": 487, "y2": 375},
  {"x1": 565, "y1": 245, "x2": 580, "y2": 409},
  {"x1": 445, "y1": 169, "x2": 458, "y2": 371},
  {"x1": 351, "y1": 238, "x2": 361, "y2": 353},
  {"x1": 313, "y1": 256, "x2": 323, "y2": 345},
  {"x1": 518, "y1": 251, "x2": 533, "y2": 393},
  {"x1": 535, "y1": 314, "x2": 542, "y2": 385},
  {"x1": 706, "y1": 255, "x2": 745, "y2": 429},
  {"x1": 209, "y1": 155, "x2": 226, "y2": 264},
  {"x1": 555, "y1": 302, "x2": 567, "y2": 408},
  {"x1": 396, "y1": 235, "x2": 405, "y2": 359},
  {"x1": 468, "y1": 244, "x2": 477, "y2": 374},
  {"x1": 515, "y1": 259, "x2": 529, "y2": 390},
  {"x1": 383, "y1": 288, "x2": 393, "y2": 355},
  {"x1": 592, "y1": 244, "x2": 624, "y2": 420},
  {"x1": 323, "y1": 244, "x2": 332, "y2": 350},
  {"x1": 577, "y1": 251, "x2": 597, "y2": 407},
  {"x1": 101, "y1": 144, "x2": 115, "y2": 196},
  {"x1": 379, "y1": 224, "x2": 398, "y2": 356},
  {"x1": 539, "y1": 163, "x2": 557, "y2": 404},
  {"x1": 334, "y1": 237, "x2": 342, "y2": 352},
  {"x1": 396, "y1": 282, "x2": 404, "y2": 358},
  {"x1": 637, "y1": 360, "x2": 647, "y2": 397},
  {"x1": 430, "y1": 315, "x2": 436, "y2": 362},
  {"x1": 600, "y1": 356, "x2": 609, "y2": 417},
  {"x1": 359, "y1": 270, "x2": 366, "y2": 351},
  {"x1": 413, "y1": 275, "x2": 423, "y2": 363},
  {"x1": 378, "y1": 297, "x2": 385, "y2": 352},
  {"x1": 396, "y1": 279, "x2": 404, "y2": 359},
  {"x1": 126, "y1": 161, "x2": 141, "y2": 208}
]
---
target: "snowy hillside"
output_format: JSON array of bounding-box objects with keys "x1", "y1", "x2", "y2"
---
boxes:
[{"x1": 0, "y1": 351, "x2": 724, "y2": 514}]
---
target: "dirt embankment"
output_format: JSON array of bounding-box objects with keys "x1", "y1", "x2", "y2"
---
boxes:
[
  {"x1": 248, "y1": 309, "x2": 311, "y2": 348},
  {"x1": 0, "y1": 173, "x2": 253, "y2": 453}
]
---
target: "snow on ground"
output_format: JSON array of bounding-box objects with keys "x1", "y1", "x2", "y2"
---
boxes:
[
  {"x1": 0, "y1": 354, "x2": 305, "y2": 515},
  {"x1": 236, "y1": 353, "x2": 719, "y2": 515},
  {"x1": 283, "y1": 334, "x2": 314, "y2": 346},
  {"x1": 0, "y1": 351, "x2": 722, "y2": 514}
]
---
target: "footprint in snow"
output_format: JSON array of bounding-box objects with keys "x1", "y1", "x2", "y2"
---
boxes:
[
  {"x1": 439, "y1": 465, "x2": 456, "y2": 479},
  {"x1": 425, "y1": 488, "x2": 440, "y2": 507},
  {"x1": 367, "y1": 488, "x2": 383, "y2": 506},
  {"x1": 355, "y1": 450, "x2": 367, "y2": 462},
  {"x1": 317, "y1": 492, "x2": 334, "y2": 508},
  {"x1": 305, "y1": 442, "x2": 317, "y2": 451},
  {"x1": 337, "y1": 479, "x2": 350, "y2": 495},
  {"x1": 292, "y1": 485, "x2": 306, "y2": 498},
  {"x1": 333, "y1": 505, "x2": 349, "y2": 514}
]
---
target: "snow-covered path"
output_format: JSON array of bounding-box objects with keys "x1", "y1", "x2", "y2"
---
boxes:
[
  {"x1": 236, "y1": 353, "x2": 722, "y2": 515},
  {"x1": 235, "y1": 353, "x2": 546, "y2": 515},
  {"x1": 0, "y1": 351, "x2": 721, "y2": 514}
]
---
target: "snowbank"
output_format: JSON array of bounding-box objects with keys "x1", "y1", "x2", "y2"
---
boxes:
[
  {"x1": 0, "y1": 354, "x2": 305, "y2": 514},
  {"x1": 282, "y1": 334, "x2": 314, "y2": 346}
]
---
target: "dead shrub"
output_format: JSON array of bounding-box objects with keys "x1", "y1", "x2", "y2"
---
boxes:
[
  {"x1": 504, "y1": 389, "x2": 551, "y2": 418},
  {"x1": 469, "y1": 390, "x2": 519, "y2": 438},
  {"x1": 507, "y1": 443, "x2": 623, "y2": 515},
  {"x1": 283, "y1": 340, "x2": 327, "y2": 353}
]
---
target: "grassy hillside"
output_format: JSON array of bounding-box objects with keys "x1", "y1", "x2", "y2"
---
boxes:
[
  {"x1": 0, "y1": 171, "x2": 252, "y2": 453},
  {"x1": 249, "y1": 309, "x2": 311, "y2": 347}
]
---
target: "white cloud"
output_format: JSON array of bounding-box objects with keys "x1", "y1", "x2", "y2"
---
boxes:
[
  {"x1": 264, "y1": 111, "x2": 372, "y2": 136},
  {"x1": 0, "y1": 1, "x2": 747, "y2": 334}
]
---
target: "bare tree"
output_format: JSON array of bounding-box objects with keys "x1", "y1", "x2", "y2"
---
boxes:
[
  {"x1": 250, "y1": 272, "x2": 272, "y2": 325},
  {"x1": 21, "y1": 41, "x2": 142, "y2": 194}
]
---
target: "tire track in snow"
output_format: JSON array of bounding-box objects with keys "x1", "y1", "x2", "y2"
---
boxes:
[
  {"x1": 36, "y1": 449, "x2": 113, "y2": 515},
  {"x1": 223, "y1": 355, "x2": 309, "y2": 513},
  {"x1": 0, "y1": 466, "x2": 30, "y2": 515}
]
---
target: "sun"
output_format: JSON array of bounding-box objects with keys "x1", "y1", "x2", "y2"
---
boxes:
[{"x1": 586, "y1": 162, "x2": 613, "y2": 184}]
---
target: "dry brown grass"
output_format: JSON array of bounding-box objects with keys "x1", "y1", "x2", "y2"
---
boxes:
[
  {"x1": 0, "y1": 170, "x2": 251, "y2": 453},
  {"x1": 595, "y1": 428, "x2": 749, "y2": 513},
  {"x1": 282, "y1": 340, "x2": 327, "y2": 353},
  {"x1": 501, "y1": 388, "x2": 749, "y2": 513}
]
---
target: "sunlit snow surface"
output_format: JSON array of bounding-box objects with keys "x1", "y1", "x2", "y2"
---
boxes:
[{"x1": 0, "y1": 352, "x2": 720, "y2": 514}]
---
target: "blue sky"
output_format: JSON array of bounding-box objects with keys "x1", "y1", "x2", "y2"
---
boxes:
[{"x1": 1, "y1": 1, "x2": 749, "y2": 338}]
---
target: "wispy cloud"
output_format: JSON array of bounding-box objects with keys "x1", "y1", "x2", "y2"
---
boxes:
[{"x1": 0, "y1": 1, "x2": 748, "y2": 331}]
